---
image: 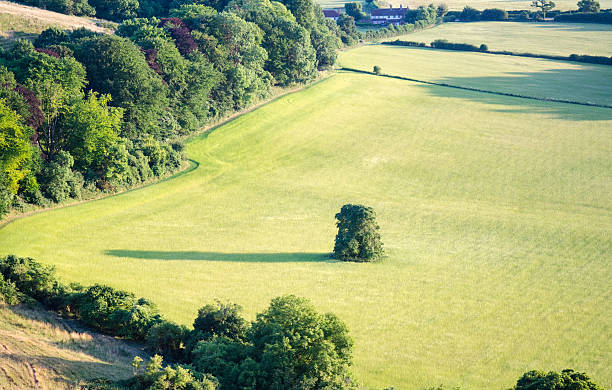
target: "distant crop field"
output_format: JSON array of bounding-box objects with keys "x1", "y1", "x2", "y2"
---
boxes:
[
  {"x1": 2, "y1": 55, "x2": 610, "y2": 389},
  {"x1": 339, "y1": 44, "x2": 612, "y2": 105},
  {"x1": 316, "y1": 0, "x2": 612, "y2": 10},
  {"x1": 387, "y1": 21, "x2": 612, "y2": 57}
]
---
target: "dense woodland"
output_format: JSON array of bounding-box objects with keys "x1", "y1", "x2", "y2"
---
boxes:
[{"x1": 0, "y1": 0, "x2": 357, "y2": 219}]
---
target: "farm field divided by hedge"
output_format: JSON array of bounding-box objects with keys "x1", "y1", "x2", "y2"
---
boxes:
[{"x1": 2, "y1": 44, "x2": 611, "y2": 389}]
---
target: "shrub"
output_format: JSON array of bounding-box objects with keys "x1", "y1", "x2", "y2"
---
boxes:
[
  {"x1": 513, "y1": 369, "x2": 604, "y2": 390},
  {"x1": 132, "y1": 355, "x2": 218, "y2": 390},
  {"x1": 34, "y1": 26, "x2": 69, "y2": 48},
  {"x1": 480, "y1": 43, "x2": 488, "y2": 51},
  {"x1": 481, "y1": 8, "x2": 508, "y2": 20},
  {"x1": 0, "y1": 255, "x2": 59, "y2": 303},
  {"x1": 555, "y1": 11, "x2": 612, "y2": 23},
  {"x1": 146, "y1": 321, "x2": 189, "y2": 362},
  {"x1": 0, "y1": 274, "x2": 23, "y2": 304},
  {"x1": 189, "y1": 301, "x2": 247, "y2": 349},
  {"x1": 332, "y1": 204, "x2": 384, "y2": 262},
  {"x1": 460, "y1": 6, "x2": 481, "y2": 21},
  {"x1": 373, "y1": 65, "x2": 381, "y2": 74}
]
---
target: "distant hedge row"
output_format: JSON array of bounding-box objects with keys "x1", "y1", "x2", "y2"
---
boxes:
[
  {"x1": 555, "y1": 12, "x2": 612, "y2": 23},
  {"x1": 383, "y1": 39, "x2": 612, "y2": 65},
  {"x1": 342, "y1": 67, "x2": 612, "y2": 109}
]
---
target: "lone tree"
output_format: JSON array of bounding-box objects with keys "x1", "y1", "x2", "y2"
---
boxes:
[
  {"x1": 531, "y1": 0, "x2": 556, "y2": 18},
  {"x1": 333, "y1": 204, "x2": 383, "y2": 262},
  {"x1": 577, "y1": 0, "x2": 600, "y2": 12}
]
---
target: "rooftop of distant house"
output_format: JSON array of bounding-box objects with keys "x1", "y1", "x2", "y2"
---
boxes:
[
  {"x1": 371, "y1": 6, "x2": 409, "y2": 16},
  {"x1": 323, "y1": 9, "x2": 340, "y2": 17}
]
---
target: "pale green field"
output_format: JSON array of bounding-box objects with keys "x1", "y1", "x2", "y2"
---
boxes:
[
  {"x1": 316, "y1": 0, "x2": 612, "y2": 11},
  {"x1": 1, "y1": 67, "x2": 610, "y2": 388},
  {"x1": 339, "y1": 45, "x2": 612, "y2": 106},
  {"x1": 388, "y1": 22, "x2": 612, "y2": 57}
]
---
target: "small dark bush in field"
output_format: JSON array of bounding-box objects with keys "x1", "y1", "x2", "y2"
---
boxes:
[
  {"x1": 333, "y1": 204, "x2": 384, "y2": 262},
  {"x1": 373, "y1": 65, "x2": 382, "y2": 74},
  {"x1": 513, "y1": 369, "x2": 604, "y2": 390},
  {"x1": 480, "y1": 44, "x2": 488, "y2": 51}
]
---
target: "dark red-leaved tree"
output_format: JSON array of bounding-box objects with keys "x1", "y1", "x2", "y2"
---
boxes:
[{"x1": 15, "y1": 85, "x2": 44, "y2": 132}]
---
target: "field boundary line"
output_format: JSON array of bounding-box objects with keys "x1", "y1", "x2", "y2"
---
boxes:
[
  {"x1": 340, "y1": 67, "x2": 612, "y2": 109},
  {"x1": 380, "y1": 41, "x2": 612, "y2": 66}
]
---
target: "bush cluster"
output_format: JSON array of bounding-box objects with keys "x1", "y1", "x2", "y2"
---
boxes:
[
  {"x1": 555, "y1": 11, "x2": 612, "y2": 23},
  {"x1": 0, "y1": 255, "x2": 357, "y2": 390}
]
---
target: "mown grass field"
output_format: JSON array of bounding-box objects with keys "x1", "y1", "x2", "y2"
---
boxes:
[
  {"x1": 1, "y1": 52, "x2": 610, "y2": 388},
  {"x1": 338, "y1": 44, "x2": 612, "y2": 106},
  {"x1": 389, "y1": 22, "x2": 612, "y2": 57}
]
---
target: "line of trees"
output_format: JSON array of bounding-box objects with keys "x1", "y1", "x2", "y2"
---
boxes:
[{"x1": 1, "y1": 0, "x2": 345, "y2": 219}]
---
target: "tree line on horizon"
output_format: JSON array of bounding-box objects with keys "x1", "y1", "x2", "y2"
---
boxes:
[{"x1": 0, "y1": 0, "x2": 362, "y2": 219}]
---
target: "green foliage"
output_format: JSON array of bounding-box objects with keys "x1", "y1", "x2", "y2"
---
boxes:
[
  {"x1": 336, "y1": 13, "x2": 359, "y2": 46},
  {"x1": 189, "y1": 301, "x2": 247, "y2": 351},
  {"x1": 230, "y1": 0, "x2": 317, "y2": 85},
  {"x1": 333, "y1": 204, "x2": 383, "y2": 262},
  {"x1": 531, "y1": 0, "x2": 556, "y2": 18},
  {"x1": 0, "y1": 273, "x2": 24, "y2": 304},
  {"x1": 62, "y1": 91, "x2": 123, "y2": 176},
  {"x1": 146, "y1": 321, "x2": 189, "y2": 362},
  {"x1": 481, "y1": 8, "x2": 508, "y2": 20},
  {"x1": 0, "y1": 99, "x2": 35, "y2": 195},
  {"x1": 34, "y1": 26, "x2": 69, "y2": 48},
  {"x1": 71, "y1": 283, "x2": 161, "y2": 339},
  {"x1": 249, "y1": 295, "x2": 356, "y2": 389},
  {"x1": 89, "y1": 0, "x2": 139, "y2": 21},
  {"x1": 513, "y1": 369, "x2": 604, "y2": 390},
  {"x1": 132, "y1": 355, "x2": 219, "y2": 390},
  {"x1": 345, "y1": 2, "x2": 366, "y2": 20},
  {"x1": 577, "y1": 0, "x2": 600, "y2": 12},
  {"x1": 373, "y1": 65, "x2": 381, "y2": 74},
  {"x1": 436, "y1": 3, "x2": 448, "y2": 17},
  {"x1": 75, "y1": 35, "x2": 169, "y2": 139},
  {"x1": 459, "y1": 5, "x2": 481, "y2": 21},
  {"x1": 0, "y1": 255, "x2": 58, "y2": 303},
  {"x1": 38, "y1": 150, "x2": 82, "y2": 202},
  {"x1": 405, "y1": 4, "x2": 437, "y2": 25}
]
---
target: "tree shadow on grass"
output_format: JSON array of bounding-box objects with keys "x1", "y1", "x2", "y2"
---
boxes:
[
  {"x1": 415, "y1": 66, "x2": 612, "y2": 122},
  {"x1": 105, "y1": 250, "x2": 332, "y2": 263}
]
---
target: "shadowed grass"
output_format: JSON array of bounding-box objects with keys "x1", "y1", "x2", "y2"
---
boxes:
[{"x1": 106, "y1": 250, "x2": 331, "y2": 262}]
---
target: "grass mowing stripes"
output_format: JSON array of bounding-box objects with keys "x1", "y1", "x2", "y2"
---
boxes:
[{"x1": 0, "y1": 71, "x2": 610, "y2": 389}]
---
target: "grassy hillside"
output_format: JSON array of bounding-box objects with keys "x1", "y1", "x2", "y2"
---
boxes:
[
  {"x1": 0, "y1": 303, "x2": 142, "y2": 389},
  {"x1": 338, "y1": 45, "x2": 612, "y2": 106},
  {"x1": 1, "y1": 62, "x2": 610, "y2": 388},
  {"x1": 0, "y1": 1, "x2": 111, "y2": 48},
  {"x1": 388, "y1": 22, "x2": 612, "y2": 57}
]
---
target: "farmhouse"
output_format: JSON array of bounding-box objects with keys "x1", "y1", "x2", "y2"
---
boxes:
[
  {"x1": 371, "y1": 6, "x2": 408, "y2": 25},
  {"x1": 323, "y1": 9, "x2": 340, "y2": 21}
]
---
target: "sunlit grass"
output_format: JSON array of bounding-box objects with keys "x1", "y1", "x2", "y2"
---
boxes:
[
  {"x1": 388, "y1": 21, "x2": 612, "y2": 57},
  {"x1": 1, "y1": 69, "x2": 610, "y2": 389}
]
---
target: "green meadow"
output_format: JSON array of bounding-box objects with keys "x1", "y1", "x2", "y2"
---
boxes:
[
  {"x1": 390, "y1": 22, "x2": 612, "y2": 57},
  {"x1": 1, "y1": 48, "x2": 611, "y2": 388},
  {"x1": 338, "y1": 44, "x2": 612, "y2": 105}
]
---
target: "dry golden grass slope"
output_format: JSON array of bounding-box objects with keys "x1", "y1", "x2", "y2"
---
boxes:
[
  {"x1": 0, "y1": 1, "x2": 111, "y2": 48},
  {"x1": 0, "y1": 304, "x2": 143, "y2": 390}
]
